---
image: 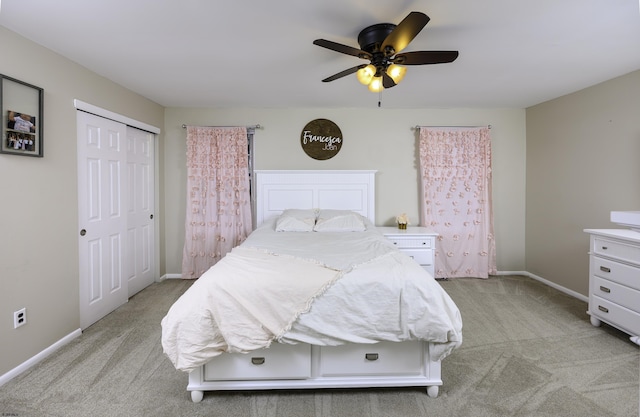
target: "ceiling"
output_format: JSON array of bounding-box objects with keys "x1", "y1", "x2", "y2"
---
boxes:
[{"x1": 1, "y1": 0, "x2": 639, "y2": 109}]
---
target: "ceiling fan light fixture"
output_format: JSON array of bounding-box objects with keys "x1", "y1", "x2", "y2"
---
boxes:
[
  {"x1": 356, "y1": 64, "x2": 376, "y2": 85},
  {"x1": 368, "y1": 76, "x2": 384, "y2": 92},
  {"x1": 387, "y1": 64, "x2": 407, "y2": 84}
]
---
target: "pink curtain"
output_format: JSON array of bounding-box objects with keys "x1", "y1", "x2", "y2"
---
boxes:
[
  {"x1": 418, "y1": 127, "x2": 496, "y2": 278},
  {"x1": 181, "y1": 126, "x2": 253, "y2": 279}
]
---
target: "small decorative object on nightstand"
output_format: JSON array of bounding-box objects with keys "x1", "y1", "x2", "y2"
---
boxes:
[
  {"x1": 378, "y1": 226, "x2": 438, "y2": 278},
  {"x1": 396, "y1": 213, "x2": 409, "y2": 230}
]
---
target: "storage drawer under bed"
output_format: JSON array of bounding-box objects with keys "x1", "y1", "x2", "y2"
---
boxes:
[
  {"x1": 203, "y1": 343, "x2": 311, "y2": 381},
  {"x1": 318, "y1": 341, "x2": 424, "y2": 377}
]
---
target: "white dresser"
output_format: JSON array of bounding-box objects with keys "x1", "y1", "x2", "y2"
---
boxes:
[
  {"x1": 584, "y1": 229, "x2": 640, "y2": 346},
  {"x1": 378, "y1": 226, "x2": 438, "y2": 278}
]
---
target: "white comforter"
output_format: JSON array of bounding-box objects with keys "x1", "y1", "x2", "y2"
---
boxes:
[{"x1": 161, "y1": 218, "x2": 462, "y2": 372}]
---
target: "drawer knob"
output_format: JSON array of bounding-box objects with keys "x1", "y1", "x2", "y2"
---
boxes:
[
  {"x1": 365, "y1": 353, "x2": 379, "y2": 361},
  {"x1": 599, "y1": 286, "x2": 611, "y2": 293},
  {"x1": 251, "y1": 357, "x2": 265, "y2": 365},
  {"x1": 598, "y1": 305, "x2": 609, "y2": 313},
  {"x1": 599, "y1": 266, "x2": 611, "y2": 273}
]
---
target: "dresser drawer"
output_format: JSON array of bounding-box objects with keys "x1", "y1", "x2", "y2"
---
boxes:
[
  {"x1": 592, "y1": 276, "x2": 640, "y2": 313},
  {"x1": 591, "y1": 256, "x2": 640, "y2": 291},
  {"x1": 593, "y1": 237, "x2": 640, "y2": 265},
  {"x1": 318, "y1": 341, "x2": 423, "y2": 377},
  {"x1": 204, "y1": 343, "x2": 311, "y2": 381},
  {"x1": 387, "y1": 237, "x2": 433, "y2": 249},
  {"x1": 402, "y1": 249, "x2": 433, "y2": 266},
  {"x1": 591, "y1": 295, "x2": 640, "y2": 336}
]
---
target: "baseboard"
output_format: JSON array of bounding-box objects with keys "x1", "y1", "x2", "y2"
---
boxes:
[
  {"x1": 162, "y1": 273, "x2": 182, "y2": 279},
  {"x1": 497, "y1": 270, "x2": 588, "y2": 303},
  {"x1": 0, "y1": 328, "x2": 82, "y2": 388}
]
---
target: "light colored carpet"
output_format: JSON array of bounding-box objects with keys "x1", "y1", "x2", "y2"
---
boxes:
[{"x1": 0, "y1": 275, "x2": 638, "y2": 417}]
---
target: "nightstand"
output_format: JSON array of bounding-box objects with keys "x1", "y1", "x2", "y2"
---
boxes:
[{"x1": 378, "y1": 226, "x2": 438, "y2": 278}]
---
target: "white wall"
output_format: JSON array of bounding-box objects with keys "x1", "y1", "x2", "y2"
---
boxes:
[{"x1": 163, "y1": 107, "x2": 526, "y2": 275}]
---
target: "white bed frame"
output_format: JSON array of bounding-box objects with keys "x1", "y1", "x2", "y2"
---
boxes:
[{"x1": 187, "y1": 170, "x2": 443, "y2": 402}]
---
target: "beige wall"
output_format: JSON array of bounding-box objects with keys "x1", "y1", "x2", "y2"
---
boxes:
[
  {"x1": 0, "y1": 27, "x2": 164, "y2": 376},
  {"x1": 526, "y1": 70, "x2": 640, "y2": 296},
  {"x1": 163, "y1": 107, "x2": 527, "y2": 276}
]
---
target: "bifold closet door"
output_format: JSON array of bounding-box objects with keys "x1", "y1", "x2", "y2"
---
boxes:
[
  {"x1": 77, "y1": 111, "x2": 128, "y2": 329},
  {"x1": 126, "y1": 127, "x2": 155, "y2": 296}
]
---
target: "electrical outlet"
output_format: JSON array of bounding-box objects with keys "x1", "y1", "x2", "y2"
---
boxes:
[{"x1": 13, "y1": 308, "x2": 26, "y2": 329}]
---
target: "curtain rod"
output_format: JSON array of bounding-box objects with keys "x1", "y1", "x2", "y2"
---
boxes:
[
  {"x1": 182, "y1": 124, "x2": 262, "y2": 130},
  {"x1": 413, "y1": 124, "x2": 491, "y2": 130}
]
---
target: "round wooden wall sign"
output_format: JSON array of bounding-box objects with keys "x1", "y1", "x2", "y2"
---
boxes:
[{"x1": 300, "y1": 118, "x2": 343, "y2": 160}]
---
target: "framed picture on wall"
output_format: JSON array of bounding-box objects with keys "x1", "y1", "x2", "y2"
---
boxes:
[{"x1": 1, "y1": 74, "x2": 44, "y2": 157}]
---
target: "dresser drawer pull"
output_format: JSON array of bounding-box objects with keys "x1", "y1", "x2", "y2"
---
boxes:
[
  {"x1": 251, "y1": 357, "x2": 265, "y2": 365},
  {"x1": 365, "y1": 353, "x2": 379, "y2": 361},
  {"x1": 599, "y1": 286, "x2": 611, "y2": 293},
  {"x1": 601, "y1": 246, "x2": 608, "y2": 250},
  {"x1": 599, "y1": 266, "x2": 611, "y2": 273},
  {"x1": 598, "y1": 305, "x2": 609, "y2": 313}
]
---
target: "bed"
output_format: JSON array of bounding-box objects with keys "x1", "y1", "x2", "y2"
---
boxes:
[{"x1": 161, "y1": 170, "x2": 462, "y2": 403}]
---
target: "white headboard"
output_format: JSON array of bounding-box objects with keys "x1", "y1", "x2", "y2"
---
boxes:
[{"x1": 254, "y1": 170, "x2": 377, "y2": 226}]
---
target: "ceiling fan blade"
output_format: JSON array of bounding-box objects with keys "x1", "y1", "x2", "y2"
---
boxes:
[
  {"x1": 380, "y1": 11, "x2": 430, "y2": 55},
  {"x1": 393, "y1": 50, "x2": 459, "y2": 65},
  {"x1": 313, "y1": 39, "x2": 372, "y2": 60},
  {"x1": 382, "y1": 72, "x2": 397, "y2": 89},
  {"x1": 321, "y1": 64, "x2": 367, "y2": 82}
]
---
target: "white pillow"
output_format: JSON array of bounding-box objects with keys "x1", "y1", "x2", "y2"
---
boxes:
[
  {"x1": 313, "y1": 209, "x2": 366, "y2": 232},
  {"x1": 275, "y1": 209, "x2": 317, "y2": 232}
]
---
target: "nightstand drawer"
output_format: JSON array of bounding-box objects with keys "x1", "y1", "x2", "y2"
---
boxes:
[
  {"x1": 387, "y1": 237, "x2": 433, "y2": 249},
  {"x1": 403, "y1": 248, "x2": 433, "y2": 266}
]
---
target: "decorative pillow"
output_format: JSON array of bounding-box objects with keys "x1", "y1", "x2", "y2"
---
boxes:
[
  {"x1": 275, "y1": 209, "x2": 318, "y2": 232},
  {"x1": 313, "y1": 209, "x2": 366, "y2": 232}
]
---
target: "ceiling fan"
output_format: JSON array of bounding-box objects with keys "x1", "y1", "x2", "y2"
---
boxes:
[{"x1": 313, "y1": 11, "x2": 458, "y2": 92}]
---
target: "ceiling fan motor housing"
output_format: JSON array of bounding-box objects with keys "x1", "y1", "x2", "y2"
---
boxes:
[
  {"x1": 357, "y1": 23, "x2": 396, "y2": 53},
  {"x1": 358, "y1": 23, "x2": 397, "y2": 75}
]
